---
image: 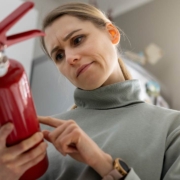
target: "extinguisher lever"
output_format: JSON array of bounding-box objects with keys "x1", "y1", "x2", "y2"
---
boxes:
[
  {"x1": 6, "y1": 30, "x2": 45, "y2": 48},
  {"x1": 0, "y1": 1, "x2": 45, "y2": 51}
]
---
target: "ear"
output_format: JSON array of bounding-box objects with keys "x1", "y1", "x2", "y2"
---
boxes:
[{"x1": 106, "y1": 23, "x2": 120, "y2": 45}]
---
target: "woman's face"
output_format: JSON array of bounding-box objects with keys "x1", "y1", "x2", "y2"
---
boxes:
[{"x1": 44, "y1": 15, "x2": 125, "y2": 90}]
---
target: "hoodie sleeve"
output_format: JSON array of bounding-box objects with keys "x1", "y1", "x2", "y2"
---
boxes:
[
  {"x1": 160, "y1": 125, "x2": 180, "y2": 180},
  {"x1": 102, "y1": 168, "x2": 141, "y2": 180},
  {"x1": 103, "y1": 125, "x2": 180, "y2": 180}
]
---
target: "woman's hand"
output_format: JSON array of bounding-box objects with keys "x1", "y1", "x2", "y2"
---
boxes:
[
  {"x1": 0, "y1": 123, "x2": 48, "y2": 180},
  {"x1": 38, "y1": 116, "x2": 114, "y2": 177}
]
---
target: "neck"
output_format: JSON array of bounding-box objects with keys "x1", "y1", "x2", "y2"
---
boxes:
[{"x1": 102, "y1": 61, "x2": 125, "y2": 87}]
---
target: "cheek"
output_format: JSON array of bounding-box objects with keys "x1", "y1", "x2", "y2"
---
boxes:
[
  {"x1": 90, "y1": 36, "x2": 113, "y2": 59},
  {"x1": 81, "y1": 42, "x2": 95, "y2": 55}
]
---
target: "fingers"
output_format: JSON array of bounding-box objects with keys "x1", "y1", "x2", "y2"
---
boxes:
[
  {"x1": 56, "y1": 131, "x2": 79, "y2": 155},
  {"x1": 4, "y1": 142, "x2": 47, "y2": 177},
  {"x1": 0, "y1": 129, "x2": 48, "y2": 180},
  {"x1": 0, "y1": 123, "x2": 14, "y2": 149},
  {"x1": 42, "y1": 130, "x2": 51, "y2": 143},
  {"x1": 53, "y1": 123, "x2": 80, "y2": 154},
  {"x1": 38, "y1": 116, "x2": 64, "y2": 127},
  {"x1": 20, "y1": 151, "x2": 47, "y2": 175},
  {"x1": 48, "y1": 121, "x2": 75, "y2": 142},
  {"x1": 6, "y1": 132, "x2": 44, "y2": 160},
  {"x1": 14, "y1": 141, "x2": 47, "y2": 167},
  {"x1": 39, "y1": 118, "x2": 80, "y2": 155}
]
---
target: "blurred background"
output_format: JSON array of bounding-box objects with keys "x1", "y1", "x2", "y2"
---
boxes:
[{"x1": 1, "y1": 0, "x2": 180, "y2": 115}]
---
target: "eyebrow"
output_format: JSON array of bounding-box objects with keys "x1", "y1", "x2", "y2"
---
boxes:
[
  {"x1": 50, "y1": 29, "x2": 82, "y2": 57},
  {"x1": 63, "y1": 29, "x2": 82, "y2": 41},
  {"x1": 50, "y1": 46, "x2": 60, "y2": 58}
]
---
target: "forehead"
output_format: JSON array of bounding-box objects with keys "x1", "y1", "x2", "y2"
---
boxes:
[
  {"x1": 46, "y1": 15, "x2": 85, "y2": 33},
  {"x1": 44, "y1": 15, "x2": 96, "y2": 54}
]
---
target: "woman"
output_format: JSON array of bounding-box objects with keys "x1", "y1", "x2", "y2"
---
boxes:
[{"x1": 1, "y1": 2, "x2": 180, "y2": 180}]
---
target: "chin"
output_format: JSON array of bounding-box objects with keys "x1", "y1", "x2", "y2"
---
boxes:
[
  {"x1": 78, "y1": 80, "x2": 106, "y2": 90},
  {"x1": 74, "y1": 71, "x2": 109, "y2": 90}
]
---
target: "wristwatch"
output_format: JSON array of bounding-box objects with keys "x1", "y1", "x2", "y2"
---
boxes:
[{"x1": 113, "y1": 158, "x2": 130, "y2": 177}]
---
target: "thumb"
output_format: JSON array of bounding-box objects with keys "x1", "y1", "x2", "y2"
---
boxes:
[
  {"x1": 0, "y1": 123, "x2": 14, "y2": 149},
  {"x1": 42, "y1": 130, "x2": 52, "y2": 143}
]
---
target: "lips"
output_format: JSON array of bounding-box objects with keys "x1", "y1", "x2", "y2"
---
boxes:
[{"x1": 76, "y1": 62, "x2": 93, "y2": 77}]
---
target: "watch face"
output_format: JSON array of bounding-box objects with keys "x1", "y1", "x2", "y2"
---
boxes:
[{"x1": 119, "y1": 160, "x2": 130, "y2": 173}]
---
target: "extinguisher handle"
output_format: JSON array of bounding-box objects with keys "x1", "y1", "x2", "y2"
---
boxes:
[
  {"x1": 0, "y1": 1, "x2": 45, "y2": 51},
  {"x1": 6, "y1": 30, "x2": 45, "y2": 47}
]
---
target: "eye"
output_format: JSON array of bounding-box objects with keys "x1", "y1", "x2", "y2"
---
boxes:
[
  {"x1": 55, "y1": 51, "x2": 65, "y2": 63},
  {"x1": 73, "y1": 35, "x2": 84, "y2": 46}
]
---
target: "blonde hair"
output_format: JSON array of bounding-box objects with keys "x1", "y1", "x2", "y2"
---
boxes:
[{"x1": 40, "y1": 2, "x2": 132, "y2": 109}]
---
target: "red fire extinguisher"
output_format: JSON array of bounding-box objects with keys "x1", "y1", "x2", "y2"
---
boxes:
[{"x1": 0, "y1": 2, "x2": 48, "y2": 180}]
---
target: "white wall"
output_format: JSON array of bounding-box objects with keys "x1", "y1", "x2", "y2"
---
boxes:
[
  {"x1": 0, "y1": 0, "x2": 38, "y2": 79},
  {"x1": 115, "y1": 0, "x2": 180, "y2": 110},
  {"x1": 29, "y1": 0, "x2": 63, "y2": 59}
]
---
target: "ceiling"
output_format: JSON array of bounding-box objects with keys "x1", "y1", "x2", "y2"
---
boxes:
[
  {"x1": 22, "y1": 0, "x2": 154, "y2": 19},
  {"x1": 53, "y1": 0, "x2": 154, "y2": 17}
]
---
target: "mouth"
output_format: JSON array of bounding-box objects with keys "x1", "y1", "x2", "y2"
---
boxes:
[{"x1": 76, "y1": 62, "x2": 94, "y2": 77}]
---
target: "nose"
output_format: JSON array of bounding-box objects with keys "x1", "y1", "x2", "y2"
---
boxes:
[{"x1": 65, "y1": 49, "x2": 80, "y2": 65}]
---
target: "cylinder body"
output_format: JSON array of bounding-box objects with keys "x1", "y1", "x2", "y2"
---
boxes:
[{"x1": 0, "y1": 59, "x2": 48, "y2": 180}]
